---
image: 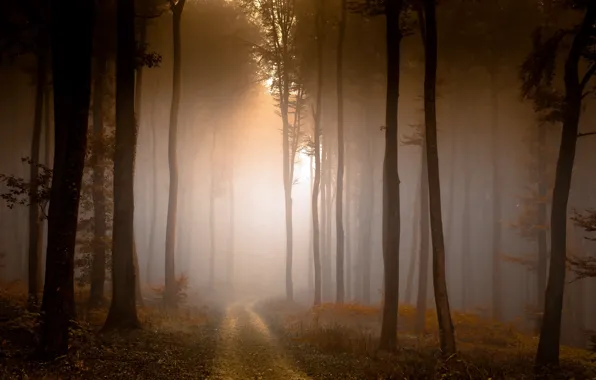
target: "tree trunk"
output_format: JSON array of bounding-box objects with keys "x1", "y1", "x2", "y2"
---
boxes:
[
  {"x1": 335, "y1": 0, "x2": 346, "y2": 304},
  {"x1": 28, "y1": 39, "x2": 48, "y2": 308},
  {"x1": 312, "y1": 0, "x2": 324, "y2": 306},
  {"x1": 147, "y1": 101, "x2": 158, "y2": 284},
  {"x1": 535, "y1": 3, "x2": 596, "y2": 367},
  {"x1": 360, "y1": 132, "x2": 373, "y2": 305},
  {"x1": 228, "y1": 159, "x2": 235, "y2": 293},
  {"x1": 415, "y1": 143, "x2": 430, "y2": 334},
  {"x1": 309, "y1": 153, "x2": 315, "y2": 293},
  {"x1": 164, "y1": 0, "x2": 186, "y2": 309},
  {"x1": 379, "y1": 0, "x2": 402, "y2": 352},
  {"x1": 536, "y1": 122, "x2": 548, "y2": 333},
  {"x1": 209, "y1": 129, "x2": 216, "y2": 287},
  {"x1": 422, "y1": 0, "x2": 456, "y2": 355},
  {"x1": 37, "y1": 0, "x2": 93, "y2": 358},
  {"x1": 489, "y1": 68, "x2": 503, "y2": 321},
  {"x1": 461, "y1": 133, "x2": 471, "y2": 310},
  {"x1": 89, "y1": 41, "x2": 108, "y2": 309},
  {"x1": 103, "y1": 0, "x2": 140, "y2": 330},
  {"x1": 345, "y1": 155, "x2": 351, "y2": 301},
  {"x1": 321, "y1": 146, "x2": 331, "y2": 301}
]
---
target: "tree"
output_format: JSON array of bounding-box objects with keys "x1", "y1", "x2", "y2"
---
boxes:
[
  {"x1": 164, "y1": 0, "x2": 186, "y2": 309},
  {"x1": 88, "y1": 0, "x2": 113, "y2": 308},
  {"x1": 420, "y1": 0, "x2": 456, "y2": 355},
  {"x1": 103, "y1": 0, "x2": 140, "y2": 329},
  {"x1": 311, "y1": 0, "x2": 325, "y2": 306},
  {"x1": 335, "y1": 0, "x2": 347, "y2": 304},
  {"x1": 381, "y1": 0, "x2": 403, "y2": 352},
  {"x1": 569, "y1": 209, "x2": 596, "y2": 280},
  {"x1": 520, "y1": 1, "x2": 596, "y2": 367},
  {"x1": 240, "y1": 0, "x2": 303, "y2": 301},
  {"x1": 36, "y1": 0, "x2": 94, "y2": 359}
]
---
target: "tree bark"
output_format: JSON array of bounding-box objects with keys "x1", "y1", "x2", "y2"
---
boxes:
[
  {"x1": 28, "y1": 37, "x2": 48, "y2": 308},
  {"x1": 415, "y1": 142, "x2": 430, "y2": 334},
  {"x1": 422, "y1": 0, "x2": 456, "y2": 355},
  {"x1": 89, "y1": 41, "x2": 108, "y2": 309},
  {"x1": 535, "y1": 3, "x2": 596, "y2": 367},
  {"x1": 335, "y1": 0, "x2": 346, "y2": 304},
  {"x1": 37, "y1": 0, "x2": 93, "y2": 359},
  {"x1": 489, "y1": 68, "x2": 503, "y2": 321},
  {"x1": 379, "y1": 0, "x2": 402, "y2": 352},
  {"x1": 535, "y1": 122, "x2": 548, "y2": 333},
  {"x1": 209, "y1": 129, "x2": 216, "y2": 287},
  {"x1": 104, "y1": 0, "x2": 140, "y2": 330},
  {"x1": 311, "y1": 0, "x2": 324, "y2": 306},
  {"x1": 164, "y1": 0, "x2": 186, "y2": 309}
]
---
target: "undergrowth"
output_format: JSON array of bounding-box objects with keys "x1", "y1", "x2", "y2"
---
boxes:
[
  {"x1": 261, "y1": 299, "x2": 596, "y2": 379},
  {"x1": 0, "y1": 282, "x2": 216, "y2": 379}
]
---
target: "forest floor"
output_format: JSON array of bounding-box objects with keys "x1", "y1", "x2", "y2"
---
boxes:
[{"x1": 0, "y1": 284, "x2": 595, "y2": 379}]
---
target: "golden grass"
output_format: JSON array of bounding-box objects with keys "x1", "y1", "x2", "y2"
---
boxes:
[{"x1": 264, "y1": 300, "x2": 596, "y2": 379}]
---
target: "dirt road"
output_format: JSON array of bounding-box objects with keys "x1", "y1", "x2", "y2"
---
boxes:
[{"x1": 207, "y1": 302, "x2": 310, "y2": 380}]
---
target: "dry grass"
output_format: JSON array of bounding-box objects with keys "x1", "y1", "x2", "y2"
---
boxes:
[{"x1": 261, "y1": 300, "x2": 596, "y2": 379}]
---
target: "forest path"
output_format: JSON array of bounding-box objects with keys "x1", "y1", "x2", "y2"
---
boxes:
[{"x1": 207, "y1": 302, "x2": 310, "y2": 380}]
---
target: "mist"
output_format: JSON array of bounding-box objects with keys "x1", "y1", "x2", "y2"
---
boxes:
[{"x1": 1, "y1": 0, "x2": 596, "y2": 377}]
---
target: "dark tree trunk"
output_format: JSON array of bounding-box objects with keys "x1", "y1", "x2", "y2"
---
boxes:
[
  {"x1": 461, "y1": 132, "x2": 471, "y2": 310},
  {"x1": 379, "y1": 0, "x2": 402, "y2": 352},
  {"x1": 28, "y1": 39, "x2": 48, "y2": 308},
  {"x1": 422, "y1": 0, "x2": 456, "y2": 355},
  {"x1": 89, "y1": 23, "x2": 108, "y2": 308},
  {"x1": 535, "y1": 3, "x2": 596, "y2": 367},
  {"x1": 335, "y1": 0, "x2": 346, "y2": 304},
  {"x1": 321, "y1": 145, "x2": 331, "y2": 301},
  {"x1": 164, "y1": 0, "x2": 186, "y2": 309},
  {"x1": 415, "y1": 143, "x2": 430, "y2": 334},
  {"x1": 311, "y1": 0, "x2": 324, "y2": 306},
  {"x1": 489, "y1": 68, "x2": 503, "y2": 321},
  {"x1": 37, "y1": 0, "x2": 94, "y2": 359},
  {"x1": 536, "y1": 123, "x2": 548, "y2": 333},
  {"x1": 103, "y1": 0, "x2": 140, "y2": 330}
]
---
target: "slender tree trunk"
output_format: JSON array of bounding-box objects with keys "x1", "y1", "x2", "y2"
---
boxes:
[
  {"x1": 321, "y1": 146, "x2": 330, "y2": 301},
  {"x1": 345, "y1": 156, "x2": 351, "y2": 301},
  {"x1": 361, "y1": 133, "x2": 373, "y2": 305},
  {"x1": 28, "y1": 40, "x2": 48, "y2": 308},
  {"x1": 148, "y1": 101, "x2": 158, "y2": 284},
  {"x1": 536, "y1": 3, "x2": 596, "y2": 367},
  {"x1": 311, "y1": 0, "x2": 324, "y2": 306},
  {"x1": 535, "y1": 123, "x2": 548, "y2": 333},
  {"x1": 209, "y1": 130, "x2": 216, "y2": 287},
  {"x1": 422, "y1": 0, "x2": 456, "y2": 355},
  {"x1": 489, "y1": 68, "x2": 503, "y2": 321},
  {"x1": 133, "y1": 239, "x2": 144, "y2": 306},
  {"x1": 37, "y1": 0, "x2": 93, "y2": 358},
  {"x1": 335, "y1": 0, "x2": 346, "y2": 304},
  {"x1": 461, "y1": 133, "x2": 471, "y2": 310},
  {"x1": 228, "y1": 160, "x2": 235, "y2": 292},
  {"x1": 415, "y1": 143, "x2": 430, "y2": 334},
  {"x1": 309, "y1": 154, "x2": 315, "y2": 293},
  {"x1": 41, "y1": 68, "x2": 53, "y2": 286},
  {"x1": 104, "y1": 0, "x2": 140, "y2": 330},
  {"x1": 89, "y1": 42, "x2": 108, "y2": 308},
  {"x1": 379, "y1": 0, "x2": 402, "y2": 352},
  {"x1": 164, "y1": 0, "x2": 186, "y2": 309}
]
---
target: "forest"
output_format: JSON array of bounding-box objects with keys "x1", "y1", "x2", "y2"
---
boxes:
[{"x1": 0, "y1": 0, "x2": 596, "y2": 378}]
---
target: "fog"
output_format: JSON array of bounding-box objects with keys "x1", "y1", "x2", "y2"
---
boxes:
[{"x1": 1, "y1": 0, "x2": 596, "y2": 351}]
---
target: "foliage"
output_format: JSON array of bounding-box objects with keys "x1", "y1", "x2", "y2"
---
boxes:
[
  {"x1": 261, "y1": 300, "x2": 596, "y2": 379},
  {"x1": 0, "y1": 157, "x2": 52, "y2": 219},
  {"x1": 568, "y1": 209, "x2": 596, "y2": 280},
  {"x1": 149, "y1": 273, "x2": 190, "y2": 305}
]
